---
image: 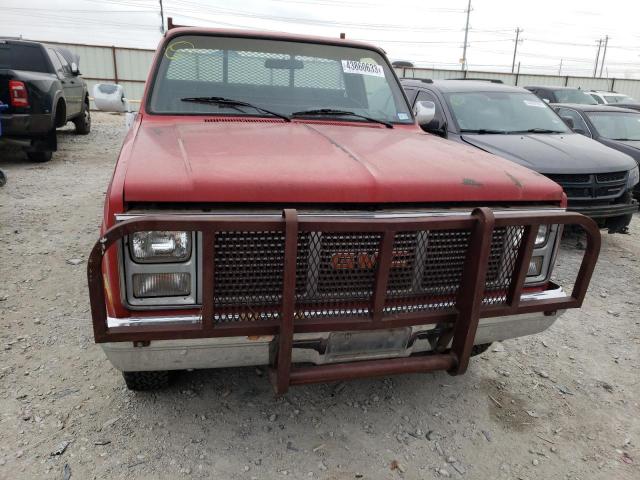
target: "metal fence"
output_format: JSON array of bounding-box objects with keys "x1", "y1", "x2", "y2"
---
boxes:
[{"x1": 47, "y1": 40, "x2": 640, "y2": 110}]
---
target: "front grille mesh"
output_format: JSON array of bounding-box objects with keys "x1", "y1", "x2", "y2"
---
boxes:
[
  {"x1": 212, "y1": 226, "x2": 523, "y2": 322},
  {"x1": 545, "y1": 172, "x2": 627, "y2": 200}
]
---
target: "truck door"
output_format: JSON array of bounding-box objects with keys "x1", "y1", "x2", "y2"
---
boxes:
[{"x1": 52, "y1": 49, "x2": 82, "y2": 117}]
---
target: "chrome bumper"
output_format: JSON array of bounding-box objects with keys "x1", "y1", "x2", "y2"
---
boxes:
[{"x1": 101, "y1": 288, "x2": 565, "y2": 372}]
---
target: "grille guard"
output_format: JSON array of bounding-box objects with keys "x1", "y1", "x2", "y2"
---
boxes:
[{"x1": 88, "y1": 208, "x2": 600, "y2": 394}]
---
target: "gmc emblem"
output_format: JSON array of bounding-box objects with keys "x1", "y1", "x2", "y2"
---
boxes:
[{"x1": 330, "y1": 250, "x2": 411, "y2": 270}]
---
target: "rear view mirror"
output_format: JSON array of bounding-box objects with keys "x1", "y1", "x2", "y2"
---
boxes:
[
  {"x1": 561, "y1": 116, "x2": 575, "y2": 129},
  {"x1": 414, "y1": 100, "x2": 436, "y2": 126},
  {"x1": 93, "y1": 83, "x2": 131, "y2": 113}
]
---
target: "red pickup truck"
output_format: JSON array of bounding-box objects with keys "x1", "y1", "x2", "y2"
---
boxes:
[{"x1": 89, "y1": 27, "x2": 600, "y2": 394}]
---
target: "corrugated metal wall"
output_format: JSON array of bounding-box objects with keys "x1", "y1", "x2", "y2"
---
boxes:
[{"x1": 45, "y1": 40, "x2": 640, "y2": 108}]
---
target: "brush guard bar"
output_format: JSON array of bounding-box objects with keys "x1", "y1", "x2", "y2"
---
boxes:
[{"x1": 88, "y1": 208, "x2": 600, "y2": 394}]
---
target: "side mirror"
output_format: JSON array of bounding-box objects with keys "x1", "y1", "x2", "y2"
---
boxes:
[
  {"x1": 93, "y1": 83, "x2": 131, "y2": 113},
  {"x1": 573, "y1": 128, "x2": 588, "y2": 136},
  {"x1": 70, "y1": 62, "x2": 80, "y2": 75},
  {"x1": 414, "y1": 100, "x2": 436, "y2": 127},
  {"x1": 560, "y1": 116, "x2": 575, "y2": 129}
]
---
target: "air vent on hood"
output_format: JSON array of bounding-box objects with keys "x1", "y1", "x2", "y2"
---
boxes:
[{"x1": 203, "y1": 117, "x2": 285, "y2": 123}]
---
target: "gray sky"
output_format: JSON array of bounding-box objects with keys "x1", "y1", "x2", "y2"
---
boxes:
[{"x1": 3, "y1": 0, "x2": 640, "y2": 78}]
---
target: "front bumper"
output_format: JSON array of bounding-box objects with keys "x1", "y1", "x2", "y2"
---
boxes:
[
  {"x1": 568, "y1": 199, "x2": 638, "y2": 219},
  {"x1": 102, "y1": 288, "x2": 565, "y2": 372},
  {"x1": 88, "y1": 209, "x2": 600, "y2": 393}
]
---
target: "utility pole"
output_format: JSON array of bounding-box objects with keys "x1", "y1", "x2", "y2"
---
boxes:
[
  {"x1": 558, "y1": 59, "x2": 563, "y2": 75},
  {"x1": 511, "y1": 27, "x2": 522, "y2": 74},
  {"x1": 159, "y1": 0, "x2": 165, "y2": 34},
  {"x1": 460, "y1": 0, "x2": 471, "y2": 71},
  {"x1": 599, "y1": 35, "x2": 609, "y2": 77},
  {"x1": 593, "y1": 38, "x2": 602, "y2": 77}
]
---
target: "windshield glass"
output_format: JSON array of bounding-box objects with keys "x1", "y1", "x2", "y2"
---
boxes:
[
  {"x1": 604, "y1": 94, "x2": 634, "y2": 104},
  {"x1": 148, "y1": 35, "x2": 412, "y2": 123},
  {"x1": 587, "y1": 111, "x2": 640, "y2": 140},
  {"x1": 445, "y1": 91, "x2": 569, "y2": 133},
  {"x1": 552, "y1": 89, "x2": 598, "y2": 105}
]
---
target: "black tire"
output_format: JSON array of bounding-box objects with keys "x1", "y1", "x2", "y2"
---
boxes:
[
  {"x1": 471, "y1": 343, "x2": 492, "y2": 357},
  {"x1": 122, "y1": 371, "x2": 170, "y2": 391},
  {"x1": 26, "y1": 150, "x2": 52, "y2": 162},
  {"x1": 0, "y1": 170, "x2": 6, "y2": 187},
  {"x1": 73, "y1": 99, "x2": 91, "y2": 135}
]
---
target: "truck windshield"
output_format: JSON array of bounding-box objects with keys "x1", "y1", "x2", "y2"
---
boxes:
[
  {"x1": 148, "y1": 35, "x2": 412, "y2": 124},
  {"x1": 586, "y1": 111, "x2": 640, "y2": 141},
  {"x1": 0, "y1": 42, "x2": 49, "y2": 73},
  {"x1": 446, "y1": 91, "x2": 569, "y2": 134}
]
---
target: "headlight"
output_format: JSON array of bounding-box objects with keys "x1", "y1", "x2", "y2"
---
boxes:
[
  {"x1": 130, "y1": 231, "x2": 191, "y2": 263},
  {"x1": 627, "y1": 165, "x2": 639, "y2": 189},
  {"x1": 535, "y1": 225, "x2": 549, "y2": 247},
  {"x1": 132, "y1": 272, "x2": 191, "y2": 298},
  {"x1": 526, "y1": 256, "x2": 544, "y2": 277}
]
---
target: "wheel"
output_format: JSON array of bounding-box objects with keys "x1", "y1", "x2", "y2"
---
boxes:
[
  {"x1": 0, "y1": 170, "x2": 6, "y2": 187},
  {"x1": 73, "y1": 99, "x2": 91, "y2": 135},
  {"x1": 26, "y1": 150, "x2": 52, "y2": 162},
  {"x1": 122, "y1": 371, "x2": 170, "y2": 391},
  {"x1": 471, "y1": 343, "x2": 492, "y2": 357}
]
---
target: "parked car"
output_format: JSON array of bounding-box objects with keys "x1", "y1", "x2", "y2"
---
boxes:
[
  {"x1": 524, "y1": 85, "x2": 598, "y2": 105},
  {"x1": 609, "y1": 103, "x2": 640, "y2": 113},
  {"x1": 88, "y1": 28, "x2": 600, "y2": 394},
  {"x1": 0, "y1": 38, "x2": 90, "y2": 162},
  {"x1": 586, "y1": 90, "x2": 637, "y2": 105},
  {"x1": 400, "y1": 79, "x2": 639, "y2": 232},
  {"x1": 553, "y1": 103, "x2": 640, "y2": 197}
]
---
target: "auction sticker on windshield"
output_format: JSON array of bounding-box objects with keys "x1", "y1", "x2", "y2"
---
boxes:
[{"x1": 341, "y1": 60, "x2": 385, "y2": 77}]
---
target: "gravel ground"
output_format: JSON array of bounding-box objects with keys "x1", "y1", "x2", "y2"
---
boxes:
[{"x1": 0, "y1": 112, "x2": 639, "y2": 480}]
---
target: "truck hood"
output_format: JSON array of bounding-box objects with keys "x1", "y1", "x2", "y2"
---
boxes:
[
  {"x1": 461, "y1": 132, "x2": 636, "y2": 174},
  {"x1": 123, "y1": 118, "x2": 562, "y2": 204}
]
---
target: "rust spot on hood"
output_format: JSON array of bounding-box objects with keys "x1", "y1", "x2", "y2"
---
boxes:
[
  {"x1": 463, "y1": 178, "x2": 483, "y2": 187},
  {"x1": 505, "y1": 171, "x2": 523, "y2": 188}
]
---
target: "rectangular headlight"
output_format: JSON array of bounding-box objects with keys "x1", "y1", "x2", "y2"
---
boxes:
[
  {"x1": 535, "y1": 225, "x2": 549, "y2": 247},
  {"x1": 132, "y1": 272, "x2": 191, "y2": 298},
  {"x1": 130, "y1": 231, "x2": 191, "y2": 263}
]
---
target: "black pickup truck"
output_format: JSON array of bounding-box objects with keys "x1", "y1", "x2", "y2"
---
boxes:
[{"x1": 0, "y1": 39, "x2": 90, "y2": 162}]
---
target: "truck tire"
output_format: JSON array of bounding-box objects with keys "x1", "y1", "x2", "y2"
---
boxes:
[
  {"x1": 26, "y1": 150, "x2": 52, "y2": 162},
  {"x1": 471, "y1": 343, "x2": 492, "y2": 357},
  {"x1": 73, "y1": 99, "x2": 91, "y2": 135},
  {"x1": 122, "y1": 371, "x2": 170, "y2": 391}
]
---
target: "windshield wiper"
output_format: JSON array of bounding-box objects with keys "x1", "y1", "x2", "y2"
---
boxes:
[
  {"x1": 610, "y1": 138, "x2": 639, "y2": 141},
  {"x1": 508, "y1": 128, "x2": 565, "y2": 134},
  {"x1": 459, "y1": 128, "x2": 507, "y2": 134},
  {"x1": 291, "y1": 109, "x2": 393, "y2": 128},
  {"x1": 180, "y1": 97, "x2": 291, "y2": 122}
]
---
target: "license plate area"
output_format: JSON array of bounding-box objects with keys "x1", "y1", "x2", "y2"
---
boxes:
[{"x1": 325, "y1": 328, "x2": 411, "y2": 361}]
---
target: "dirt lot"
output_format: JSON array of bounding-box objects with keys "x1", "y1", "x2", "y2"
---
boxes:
[{"x1": 0, "y1": 112, "x2": 639, "y2": 480}]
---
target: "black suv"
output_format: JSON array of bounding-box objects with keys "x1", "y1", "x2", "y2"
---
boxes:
[
  {"x1": 0, "y1": 39, "x2": 90, "y2": 162},
  {"x1": 552, "y1": 103, "x2": 640, "y2": 198},
  {"x1": 524, "y1": 86, "x2": 598, "y2": 105},
  {"x1": 400, "y1": 79, "x2": 639, "y2": 232}
]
